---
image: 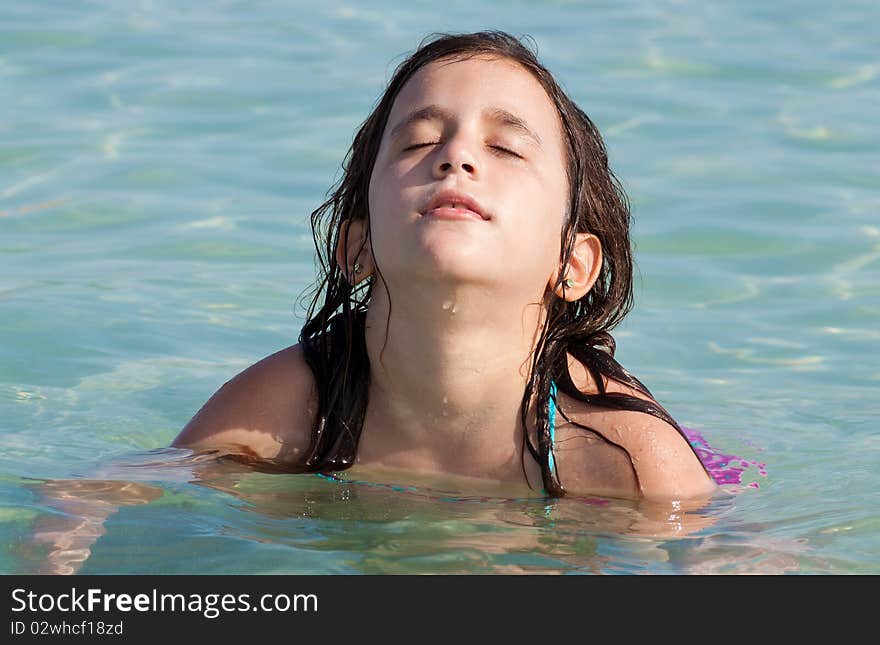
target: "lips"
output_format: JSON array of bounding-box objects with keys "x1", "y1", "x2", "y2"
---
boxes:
[{"x1": 422, "y1": 189, "x2": 488, "y2": 221}]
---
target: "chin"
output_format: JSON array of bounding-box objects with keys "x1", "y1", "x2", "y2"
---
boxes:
[
  {"x1": 382, "y1": 250, "x2": 489, "y2": 287},
  {"x1": 420, "y1": 237, "x2": 490, "y2": 272}
]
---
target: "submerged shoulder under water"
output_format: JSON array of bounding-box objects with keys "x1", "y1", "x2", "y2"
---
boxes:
[{"x1": 682, "y1": 427, "x2": 767, "y2": 488}]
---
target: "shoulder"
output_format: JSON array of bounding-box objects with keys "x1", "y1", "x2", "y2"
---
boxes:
[
  {"x1": 556, "y1": 354, "x2": 716, "y2": 501},
  {"x1": 172, "y1": 343, "x2": 318, "y2": 464}
]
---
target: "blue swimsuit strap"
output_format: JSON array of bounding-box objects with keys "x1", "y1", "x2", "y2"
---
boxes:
[{"x1": 547, "y1": 380, "x2": 559, "y2": 479}]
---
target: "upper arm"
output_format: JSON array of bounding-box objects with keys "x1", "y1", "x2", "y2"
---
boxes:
[
  {"x1": 600, "y1": 378, "x2": 716, "y2": 500},
  {"x1": 557, "y1": 360, "x2": 716, "y2": 501},
  {"x1": 603, "y1": 410, "x2": 717, "y2": 500},
  {"x1": 172, "y1": 344, "x2": 317, "y2": 464}
]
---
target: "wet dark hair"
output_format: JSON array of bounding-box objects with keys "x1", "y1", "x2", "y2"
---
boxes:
[{"x1": 297, "y1": 30, "x2": 705, "y2": 496}]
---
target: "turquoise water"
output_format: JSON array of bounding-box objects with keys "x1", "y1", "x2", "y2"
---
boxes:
[{"x1": 2, "y1": 1, "x2": 878, "y2": 574}]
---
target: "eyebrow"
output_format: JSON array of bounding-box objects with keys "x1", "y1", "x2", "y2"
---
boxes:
[{"x1": 388, "y1": 104, "x2": 543, "y2": 149}]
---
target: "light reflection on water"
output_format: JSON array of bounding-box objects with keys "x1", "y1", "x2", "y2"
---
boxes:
[{"x1": 8, "y1": 447, "x2": 814, "y2": 575}]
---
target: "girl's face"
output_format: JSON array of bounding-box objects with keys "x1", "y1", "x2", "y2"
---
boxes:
[{"x1": 367, "y1": 55, "x2": 570, "y2": 301}]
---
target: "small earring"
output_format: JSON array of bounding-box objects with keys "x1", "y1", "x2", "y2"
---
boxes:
[
  {"x1": 353, "y1": 262, "x2": 362, "y2": 274},
  {"x1": 563, "y1": 278, "x2": 574, "y2": 288}
]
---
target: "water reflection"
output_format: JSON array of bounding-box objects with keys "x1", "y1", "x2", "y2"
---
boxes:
[{"x1": 22, "y1": 448, "x2": 725, "y2": 575}]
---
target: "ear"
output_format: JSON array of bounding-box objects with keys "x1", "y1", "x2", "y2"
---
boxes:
[
  {"x1": 548, "y1": 233, "x2": 602, "y2": 301},
  {"x1": 335, "y1": 218, "x2": 373, "y2": 285}
]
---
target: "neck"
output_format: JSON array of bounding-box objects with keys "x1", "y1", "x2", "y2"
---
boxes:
[{"x1": 356, "y1": 282, "x2": 548, "y2": 480}]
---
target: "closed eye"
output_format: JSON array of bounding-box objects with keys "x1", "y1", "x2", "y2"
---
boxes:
[{"x1": 489, "y1": 144, "x2": 522, "y2": 159}]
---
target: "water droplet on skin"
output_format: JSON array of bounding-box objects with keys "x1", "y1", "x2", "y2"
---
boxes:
[
  {"x1": 451, "y1": 304, "x2": 458, "y2": 314},
  {"x1": 442, "y1": 396, "x2": 448, "y2": 405},
  {"x1": 442, "y1": 301, "x2": 452, "y2": 311}
]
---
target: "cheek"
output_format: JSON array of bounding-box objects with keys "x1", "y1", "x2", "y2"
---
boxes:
[
  {"x1": 367, "y1": 177, "x2": 390, "y2": 242},
  {"x1": 366, "y1": 173, "x2": 407, "y2": 261},
  {"x1": 369, "y1": 161, "x2": 408, "y2": 215},
  {"x1": 501, "y1": 189, "x2": 566, "y2": 274},
  {"x1": 506, "y1": 175, "x2": 566, "y2": 237}
]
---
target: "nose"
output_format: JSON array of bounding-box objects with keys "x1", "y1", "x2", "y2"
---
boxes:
[{"x1": 432, "y1": 134, "x2": 478, "y2": 179}]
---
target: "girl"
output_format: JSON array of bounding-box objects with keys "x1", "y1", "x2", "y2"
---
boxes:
[{"x1": 173, "y1": 31, "x2": 717, "y2": 501}]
